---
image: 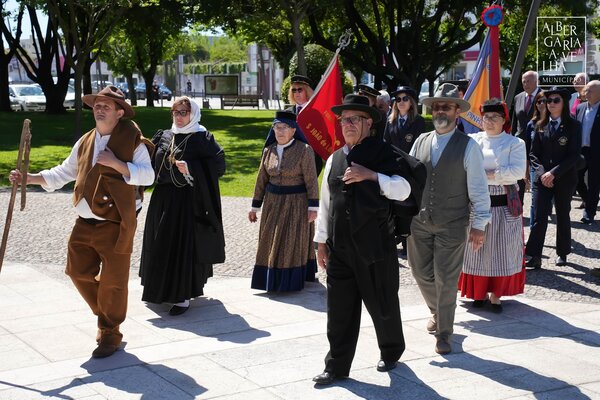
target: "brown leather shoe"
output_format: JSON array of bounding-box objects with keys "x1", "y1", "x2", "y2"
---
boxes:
[
  {"x1": 435, "y1": 337, "x2": 452, "y2": 355},
  {"x1": 92, "y1": 343, "x2": 119, "y2": 358},
  {"x1": 426, "y1": 316, "x2": 437, "y2": 333}
]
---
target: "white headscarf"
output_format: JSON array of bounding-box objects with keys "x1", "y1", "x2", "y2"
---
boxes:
[{"x1": 171, "y1": 97, "x2": 207, "y2": 134}]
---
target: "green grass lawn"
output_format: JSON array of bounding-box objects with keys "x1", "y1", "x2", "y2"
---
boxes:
[
  {"x1": 0, "y1": 107, "x2": 274, "y2": 196},
  {"x1": 0, "y1": 108, "x2": 434, "y2": 196}
]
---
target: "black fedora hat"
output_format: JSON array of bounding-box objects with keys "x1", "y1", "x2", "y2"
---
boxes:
[
  {"x1": 331, "y1": 94, "x2": 381, "y2": 123},
  {"x1": 290, "y1": 75, "x2": 313, "y2": 88},
  {"x1": 390, "y1": 86, "x2": 418, "y2": 102}
]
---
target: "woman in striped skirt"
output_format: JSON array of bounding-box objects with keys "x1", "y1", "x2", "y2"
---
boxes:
[{"x1": 458, "y1": 99, "x2": 527, "y2": 313}]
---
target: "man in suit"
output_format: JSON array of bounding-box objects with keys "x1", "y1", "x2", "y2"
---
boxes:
[
  {"x1": 575, "y1": 80, "x2": 600, "y2": 225},
  {"x1": 570, "y1": 73, "x2": 588, "y2": 116},
  {"x1": 511, "y1": 71, "x2": 540, "y2": 200}
]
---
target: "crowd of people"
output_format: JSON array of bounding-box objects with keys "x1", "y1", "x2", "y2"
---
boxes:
[{"x1": 7, "y1": 71, "x2": 599, "y2": 385}]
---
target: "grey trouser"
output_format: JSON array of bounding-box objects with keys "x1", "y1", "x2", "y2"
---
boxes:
[{"x1": 407, "y1": 217, "x2": 468, "y2": 339}]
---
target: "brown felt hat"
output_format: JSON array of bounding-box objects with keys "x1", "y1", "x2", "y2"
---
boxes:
[{"x1": 82, "y1": 85, "x2": 134, "y2": 118}]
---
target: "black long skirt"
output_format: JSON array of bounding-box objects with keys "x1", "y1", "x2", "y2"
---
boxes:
[{"x1": 139, "y1": 184, "x2": 213, "y2": 303}]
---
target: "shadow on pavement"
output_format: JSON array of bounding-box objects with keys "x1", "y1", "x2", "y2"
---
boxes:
[
  {"x1": 1, "y1": 352, "x2": 206, "y2": 399},
  {"x1": 456, "y1": 301, "x2": 600, "y2": 346},
  {"x1": 430, "y1": 334, "x2": 591, "y2": 400},
  {"x1": 253, "y1": 281, "x2": 327, "y2": 313},
  {"x1": 313, "y1": 364, "x2": 445, "y2": 399},
  {"x1": 146, "y1": 298, "x2": 271, "y2": 344}
]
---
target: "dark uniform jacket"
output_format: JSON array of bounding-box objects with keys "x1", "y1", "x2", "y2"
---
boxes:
[
  {"x1": 383, "y1": 114, "x2": 426, "y2": 154},
  {"x1": 530, "y1": 117, "x2": 581, "y2": 185}
]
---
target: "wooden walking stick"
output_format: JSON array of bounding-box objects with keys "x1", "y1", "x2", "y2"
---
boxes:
[{"x1": 0, "y1": 119, "x2": 32, "y2": 273}]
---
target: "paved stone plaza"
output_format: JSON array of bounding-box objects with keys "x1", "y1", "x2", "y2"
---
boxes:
[{"x1": 0, "y1": 191, "x2": 599, "y2": 399}]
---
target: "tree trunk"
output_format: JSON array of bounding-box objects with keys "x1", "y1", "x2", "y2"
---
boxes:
[
  {"x1": 0, "y1": 61, "x2": 13, "y2": 112},
  {"x1": 126, "y1": 73, "x2": 136, "y2": 106},
  {"x1": 73, "y1": 64, "x2": 85, "y2": 142},
  {"x1": 291, "y1": 16, "x2": 306, "y2": 76},
  {"x1": 142, "y1": 70, "x2": 156, "y2": 107}
]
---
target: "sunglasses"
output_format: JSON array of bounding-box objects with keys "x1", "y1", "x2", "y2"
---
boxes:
[
  {"x1": 431, "y1": 104, "x2": 457, "y2": 112},
  {"x1": 395, "y1": 95, "x2": 411, "y2": 102},
  {"x1": 546, "y1": 97, "x2": 562, "y2": 104},
  {"x1": 536, "y1": 99, "x2": 546, "y2": 105},
  {"x1": 171, "y1": 110, "x2": 189, "y2": 117},
  {"x1": 291, "y1": 88, "x2": 304, "y2": 93},
  {"x1": 339, "y1": 115, "x2": 367, "y2": 126}
]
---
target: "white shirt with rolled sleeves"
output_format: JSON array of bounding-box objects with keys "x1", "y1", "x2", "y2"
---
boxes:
[
  {"x1": 409, "y1": 128, "x2": 491, "y2": 231},
  {"x1": 314, "y1": 145, "x2": 411, "y2": 243},
  {"x1": 39, "y1": 130, "x2": 154, "y2": 219}
]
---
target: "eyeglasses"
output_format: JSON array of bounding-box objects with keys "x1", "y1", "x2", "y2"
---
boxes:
[
  {"x1": 431, "y1": 104, "x2": 457, "y2": 112},
  {"x1": 536, "y1": 99, "x2": 546, "y2": 105},
  {"x1": 339, "y1": 115, "x2": 367, "y2": 126},
  {"x1": 273, "y1": 123, "x2": 292, "y2": 131},
  {"x1": 482, "y1": 114, "x2": 503, "y2": 122},
  {"x1": 546, "y1": 97, "x2": 562, "y2": 104},
  {"x1": 171, "y1": 110, "x2": 189, "y2": 117},
  {"x1": 291, "y1": 88, "x2": 304, "y2": 93},
  {"x1": 395, "y1": 95, "x2": 411, "y2": 103}
]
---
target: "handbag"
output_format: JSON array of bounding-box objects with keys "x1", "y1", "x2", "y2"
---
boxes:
[{"x1": 505, "y1": 184, "x2": 522, "y2": 216}]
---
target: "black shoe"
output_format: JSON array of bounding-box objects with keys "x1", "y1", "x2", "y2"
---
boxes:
[
  {"x1": 556, "y1": 255, "x2": 567, "y2": 266},
  {"x1": 169, "y1": 305, "x2": 190, "y2": 316},
  {"x1": 525, "y1": 257, "x2": 542, "y2": 270},
  {"x1": 376, "y1": 360, "x2": 398, "y2": 372},
  {"x1": 472, "y1": 299, "x2": 487, "y2": 308},
  {"x1": 581, "y1": 216, "x2": 593, "y2": 225},
  {"x1": 577, "y1": 202, "x2": 586, "y2": 209},
  {"x1": 490, "y1": 303, "x2": 503, "y2": 313},
  {"x1": 398, "y1": 247, "x2": 407, "y2": 257},
  {"x1": 313, "y1": 371, "x2": 338, "y2": 385}
]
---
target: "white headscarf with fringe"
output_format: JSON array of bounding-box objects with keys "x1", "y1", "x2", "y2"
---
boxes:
[{"x1": 171, "y1": 97, "x2": 207, "y2": 134}]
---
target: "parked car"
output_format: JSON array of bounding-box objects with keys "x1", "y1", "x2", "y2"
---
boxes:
[
  {"x1": 115, "y1": 82, "x2": 130, "y2": 99},
  {"x1": 63, "y1": 85, "x2": 75, "y2": 109},
  {"x1": 135, "y1": 83, "x2": 172, "y2": 101},
  {"x1": 9, "y1": 84, "x2": 46, "y2": 111},
  {"x1": 91, "y1": 80, "x2": 113, "y2": 94}
]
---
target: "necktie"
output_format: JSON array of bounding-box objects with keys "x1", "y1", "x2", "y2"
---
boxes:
[
  {"x1": 297, "y1": 105, "x2": 303, "y2": 114},
  {"x1": 550, "y1": 120, "x2": 558, "y2": 134},
  {"x1": 524, "y1": 94, "x2": 531, "y2": 112},
  {"x1": 399, "y1": 118, "x2": 406, "y2": 129}
]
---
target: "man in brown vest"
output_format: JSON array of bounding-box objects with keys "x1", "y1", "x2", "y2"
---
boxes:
[
  {"x1": 408, "y1": 83, "x2": 490, "y2": 355},
  {"x1": 9, "y1": 86, "x2": 154, "y2": 358}
]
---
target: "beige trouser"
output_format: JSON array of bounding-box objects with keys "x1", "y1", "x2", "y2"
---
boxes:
[{"x1": 407, "y1": 217, "x2": 468, "y2": 339}]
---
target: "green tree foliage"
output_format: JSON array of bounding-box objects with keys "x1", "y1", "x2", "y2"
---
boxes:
[
  {"x1": 308, "y1": 0, "x2": 485, "y2": 93},
  {"x1": 125, "y1": 0, "x2": 191, "y2": 106}
]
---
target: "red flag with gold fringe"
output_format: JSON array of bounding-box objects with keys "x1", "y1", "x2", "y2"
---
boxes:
[{"x1": 297, "y1": 55, "x2": 344, "y2": 160}]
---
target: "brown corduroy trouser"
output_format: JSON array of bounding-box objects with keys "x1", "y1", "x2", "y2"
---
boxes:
[{"x1": 66, "y1": 218, "x2": 133, "y2": 346}]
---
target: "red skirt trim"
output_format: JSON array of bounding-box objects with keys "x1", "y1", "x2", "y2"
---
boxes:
[{"x1": 458, "y1": 269, "x2": 526, "y2": 300}]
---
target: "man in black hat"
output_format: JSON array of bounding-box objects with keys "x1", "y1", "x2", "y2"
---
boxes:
[
  {"x1": 312, "y1": 94, "x2": 411, "y2": 385},
  {"x1": 9, "y1": 86, "x2": 154, "y2": 358},
  {"x1": 357, "y1": 84, "x2": 387, "y2": 139}
]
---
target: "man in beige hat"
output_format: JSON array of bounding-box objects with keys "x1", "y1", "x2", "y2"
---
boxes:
[
  {"x1": 9, "y1": 85, "x2": 154, "y2": 358},
  {"x1": 408, "y1": 83, "x2": 490, "y2": 355}
]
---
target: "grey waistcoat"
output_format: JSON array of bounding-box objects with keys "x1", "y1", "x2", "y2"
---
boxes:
[{"x1": 412, "y1": 130, "x2": 470, "y2": 225}]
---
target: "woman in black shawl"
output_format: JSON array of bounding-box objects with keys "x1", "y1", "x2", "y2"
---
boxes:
[{"x1": 140, "y1": 97, "x2": 225, "y2": 315}]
